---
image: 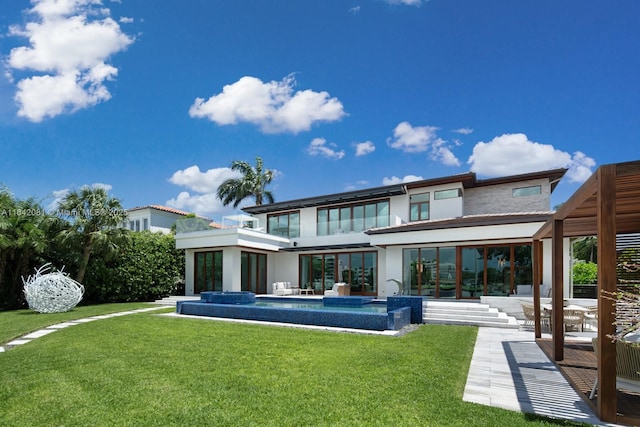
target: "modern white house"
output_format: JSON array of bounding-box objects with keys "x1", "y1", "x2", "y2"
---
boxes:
[
  {"x1": 175, "y1": 168, "x2": 575, "y2": 300},
  {"x1": 125, "y1": 205, "x2": 197, "y2": 234}
]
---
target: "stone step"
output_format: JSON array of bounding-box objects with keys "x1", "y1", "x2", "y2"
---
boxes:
[
  {"x1": 425, "y1": 307, "x2": 501, "y2": 317},
  {"x1": 422, "y1": 301, "x2": 520, "y2": 329},
  {"x1": 424, "y1": 312, "x2": 511, "y2": 323},
  {"x1": 424, "y1": 317, "x2": 520, "y2": 329},
  {"x1": 153, "y1": 296, "x2": 197, "y2": 305}
]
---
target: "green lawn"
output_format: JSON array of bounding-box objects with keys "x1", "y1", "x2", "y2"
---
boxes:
[
  {"x1": 0, "y1": 302, "x2": 161, "y2": 344},
  {"x1": 0, "y1": 308, "x2": 586, "y2": 426}
]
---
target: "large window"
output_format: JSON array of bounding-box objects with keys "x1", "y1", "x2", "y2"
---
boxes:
[
  {"x1": 403, "y1": 247, "x2": 455, "y2": 297},
  {"x1": 300, "y1": 251, "x2": 377, "y2": 295},
  {"x1": 267, "y1": 212, "x2": 300, "y2": 238},
  {"x1": 409, "y1": 193, "x2": 429, "y2": 221},
  {"x1": 241, "y1": 251, "x2": 267, "y2": 294},
  {"x1": 402, "y1": 244, "x2": 531, "y2": 299},
  {"x1": 194, "y1": 251, "x2": 223, "y2": 294},
  {"x1": 317, "y1": 200, "x2": 389, "y2": 235}
]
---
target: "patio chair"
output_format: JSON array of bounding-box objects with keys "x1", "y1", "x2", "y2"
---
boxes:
[
  {"x1": 521, "y1": 302, "x2": 551, "y2": 331},
  {"x1": 583, "y1": 305, "x2": 598, "y2": 331},
  {"x1": 589, "y1": 338, "x2": 640, "y2": 398},
  {"x1": 521, "y1": 302, "x2": 536, "y2": 327},
  {"x1": 563, "y1": 309, "x2": 584, "y2": 332}
]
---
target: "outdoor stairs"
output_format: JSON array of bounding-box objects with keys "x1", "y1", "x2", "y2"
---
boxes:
[
  {"x1": 153, "y1": 295, "x2": 196, "y2": 305},
  {"x1": 423, "y1": 300, "x2": 519, "y2": 329}
]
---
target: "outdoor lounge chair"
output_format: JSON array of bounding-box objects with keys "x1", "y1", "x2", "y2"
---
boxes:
[
  {"x1": 273, "y1": 282, "x2": 295, "y2": 296},
  {"x1": 589, "y1": 337, "x2": 640, "y2": 398},
  {"x1": 324, "y1": 283, "x2": 348, "y2": 296}
]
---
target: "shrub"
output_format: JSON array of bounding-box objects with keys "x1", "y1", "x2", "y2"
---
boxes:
[
  {"x1": 572, "y1": 261, "x2": 597, "y2": 284},
  {"x1": 83, "y1": 231, "x2": 184, "y2": 304}
]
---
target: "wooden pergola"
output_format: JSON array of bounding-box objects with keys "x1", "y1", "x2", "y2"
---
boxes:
[{"x1": 532, "y1": 160, "x2": 640, "y2": 423}]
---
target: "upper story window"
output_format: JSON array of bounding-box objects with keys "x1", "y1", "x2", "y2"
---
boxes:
[
  {"x1": 143, "y1": 218, "x2": 149, "y2": 230},
  {"x1": 267, "y1": 211, "x2": 300, "y2": 238},
  {"x1": 512, "y1": 185, "x2": 541, "y2": 197},
  {"x1": 434, "y1": 188, "x2": 462, "y2": 200},
  {"x1": 410, "y1": 193, "x2": 430, "y2": 221},
  {"x1": 317, "y1": 200, "x2": 389, "y2": 236}
]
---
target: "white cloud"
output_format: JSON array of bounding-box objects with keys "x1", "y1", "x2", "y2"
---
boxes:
[
  {"x1": 387, "y1": 121, "x2": 461, "y2": 166},
  {"x1": 189, "y1": 75, "x2": 346, "y2": 134},
  {"x1": 168, "y1": 165, "x2": 241, "y2": 193},
  {"x1": 307, "y1": 137, "x2": 345, "y2": 160},
  {"x1": 452, "y1": 127, "x2": 473, "y2": 135},
  {"x1": 90, "y1": 182, "x2": 113, "y2": 191},
  {"x1": 387, "y1": 121, "x2": 438, "y2": 153},
  {"x1": 348, "y1": 6, "x2": 361, "y2": 14},
  {"x1": 384, "y1": 0, "x2": 423, "y2": 6},
  {"x1": 467, "y1": 133, "x2": 595, "y2": 183},
  {"x1": 6, "y1": 0, "x2": 134, "y2": 122},
  {"x1": 566, "y1": 151, "x2": 596, "y2": 183},
  {"x1": 382, "y1": 175, "x2": 423, "y2": 185},
  {"x1": 166, "y1": 191, "x2": 226, "y2": 217},
  {"x1": 119, "y1": 17, "x2": 134, "y2": 23},
  {"x1": 167, "y1": 165, "x2": 247, "y2": 216},
  {"x1": 434, "y1": 146, "x2": 461, "y2": 167},
  {"x1": 47, "y1": 188, "x2": 70, "y2": 212},
  {"x1": 354, "y1": 141, "x2": 375, "y2": 157}
]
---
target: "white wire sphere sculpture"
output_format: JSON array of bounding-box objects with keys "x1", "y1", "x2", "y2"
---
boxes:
[{"x1": 23, "y1": 264, "x2": 85, "y2": 313}]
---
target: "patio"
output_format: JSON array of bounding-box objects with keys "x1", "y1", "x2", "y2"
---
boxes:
[{"x1": 537, "y1": 338, "x2": 640, "y2": 425}]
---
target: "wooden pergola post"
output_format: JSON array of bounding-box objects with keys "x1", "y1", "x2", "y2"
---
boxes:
[
  {"x1": 552, "y1": 219, "x2": 564, "y2": 361},
  {"x1": 533, "y1": 239, "x2": 542, "y2": 339},
  {"x1": 596, "y1": 164, "x2": 617, "y2": 422}
]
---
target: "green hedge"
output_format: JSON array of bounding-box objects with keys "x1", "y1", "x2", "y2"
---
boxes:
[{"x1": 83, "y1": 231, "x2": 184, "y2": 304}]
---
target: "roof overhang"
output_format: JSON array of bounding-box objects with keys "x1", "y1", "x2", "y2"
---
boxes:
[
  {"x1": 279, "y1": 243, "x2": 373, "y2": 252},
  {"x1": 367, "y1": 212, "x2": 553, "y2": 235}
]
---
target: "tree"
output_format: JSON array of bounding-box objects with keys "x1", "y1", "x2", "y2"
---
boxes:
[
  {"x1": 57, "y1": 186, "x2": 129, "y2": 284},
  {"x1": 573, "y1": 236, "x2": 597, "y2": 263},
  {"x1": 0, "y1": 189, "x2": 53, "y2": 309},
  {"x1": 217, "y1": 156, "x2": 275, "y2": 208}
]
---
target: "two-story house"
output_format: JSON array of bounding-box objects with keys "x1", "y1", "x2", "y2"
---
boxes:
[
  {"x1": 125, "y1": 205, "x2": 198, "y2": 234},
  {"x1": 174, "y1": 168, "x2": 568, "y2": 299}
]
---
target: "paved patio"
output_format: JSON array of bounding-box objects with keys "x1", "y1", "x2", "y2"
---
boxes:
[{"x1": 464, "y1": 327, "x2": 621, "y2": 426}]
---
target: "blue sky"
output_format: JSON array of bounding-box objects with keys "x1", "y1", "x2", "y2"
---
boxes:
[{"x1": 1, "y1": 0, "x2": 638, "y2": 219}]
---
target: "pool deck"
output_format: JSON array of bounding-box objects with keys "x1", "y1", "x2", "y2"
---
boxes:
[{"x1": 463, "y1": 327, "x2": 627, "y2": 426}]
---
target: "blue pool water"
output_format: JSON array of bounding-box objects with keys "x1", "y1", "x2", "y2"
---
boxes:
[
  {"x1": 253, "y1": 300, "x2": 388, "y2": 313},
  {"x1": 176, "y1": 293, "x2": 424, "y2": 331}
]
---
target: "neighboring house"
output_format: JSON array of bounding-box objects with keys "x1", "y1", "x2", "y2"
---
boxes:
[
  {"x1": 175, "y1": 168, "x2": 569, "y2": 298},
  {"x1": 125, "y1": 205, "x2": 196, "y2": 234}
]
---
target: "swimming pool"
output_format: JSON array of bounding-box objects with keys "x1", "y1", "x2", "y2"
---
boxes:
[{"x1": 176, "y1": 292, "x2": 424, "y2": 331}]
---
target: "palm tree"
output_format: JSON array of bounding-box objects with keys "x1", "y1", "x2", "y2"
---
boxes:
[
  {"x1": 217, "y1": 156, "x2": 275, "y2": 208},
  {"x1": 57, "y1": 186, "x2": 129, "y2": 284}
]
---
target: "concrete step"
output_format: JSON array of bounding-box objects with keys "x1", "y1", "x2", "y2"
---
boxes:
[
  {"x1": 152, "y1": 296, "x2": 197, "y2": 305},
  {"x1": 424, "y1": 312, "x2": 512, "y2": 323},
  {"x1": 422, "y1": 301, "x2": 520, "y2": 329}
]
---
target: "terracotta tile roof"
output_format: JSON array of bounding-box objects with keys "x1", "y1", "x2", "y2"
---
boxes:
[{"x1": 127, "y1": 205, "x2": 212, "y2": 221}]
